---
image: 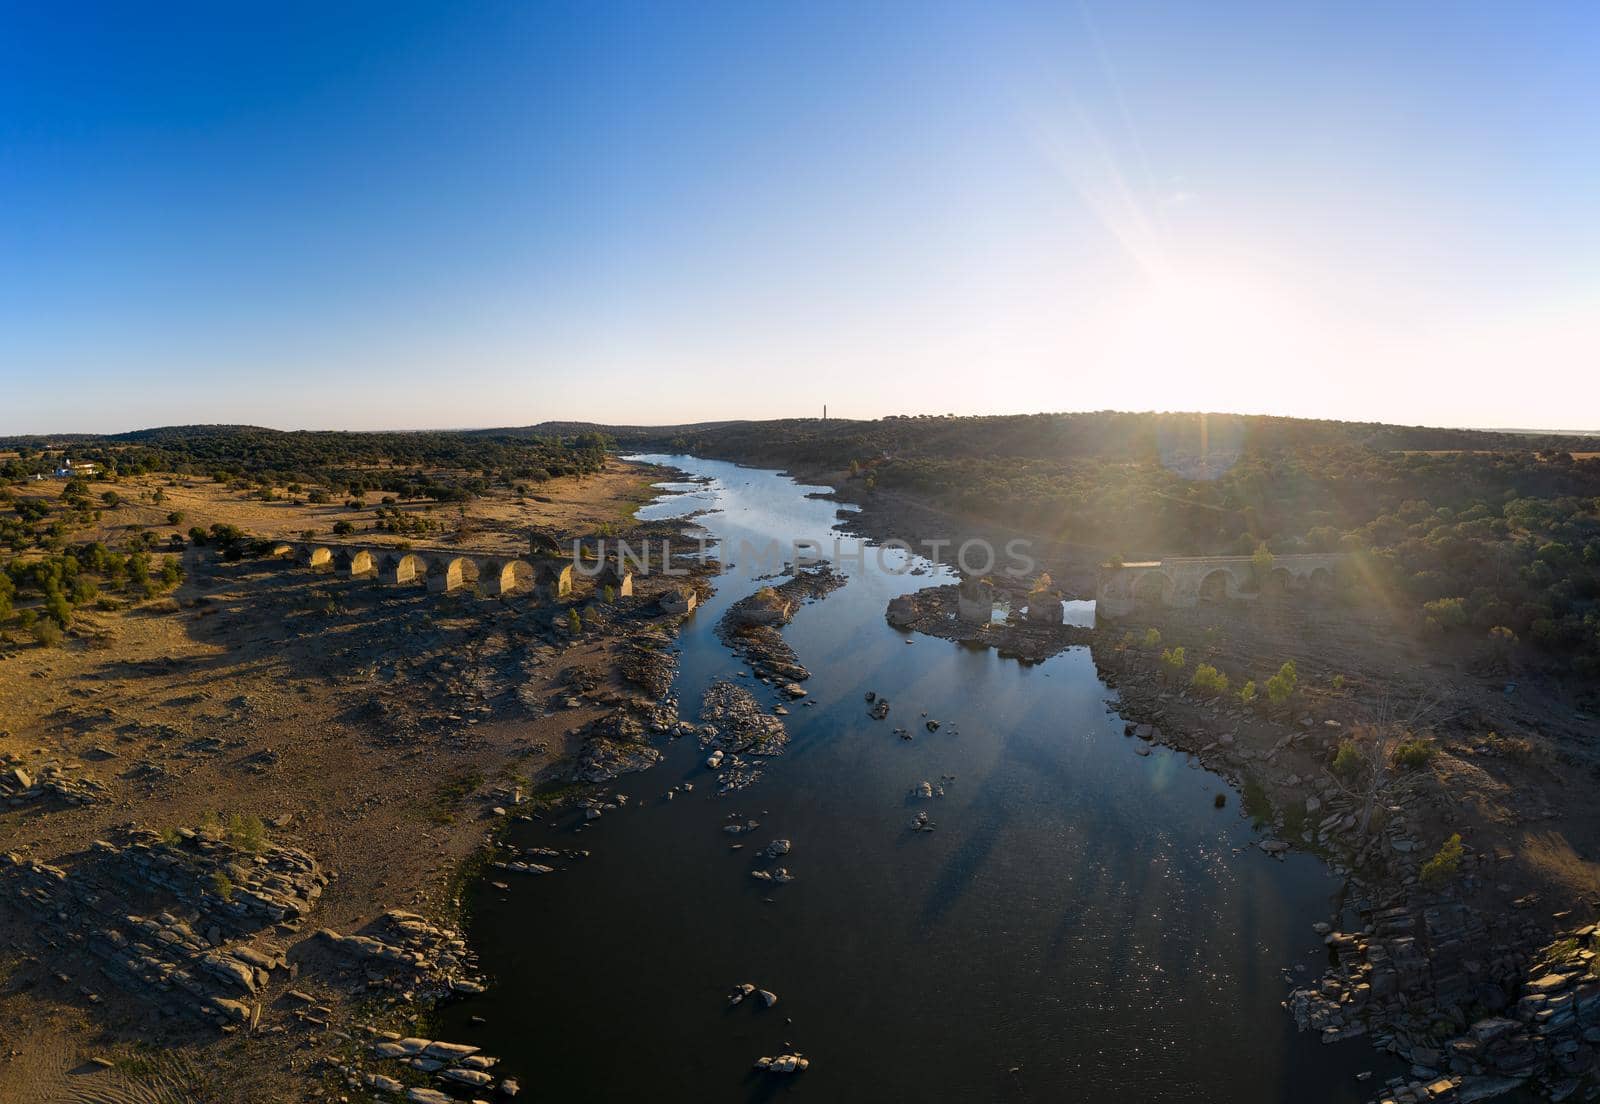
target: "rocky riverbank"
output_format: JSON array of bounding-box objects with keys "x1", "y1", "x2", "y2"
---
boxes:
[{"x1": 1090, "y1": 633, "x2": 1598, "y2": 1104}]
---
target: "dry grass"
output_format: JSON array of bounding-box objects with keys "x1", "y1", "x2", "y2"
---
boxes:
[{"x1": 7, "y1": 458, "x2": 664, "y2": 556}]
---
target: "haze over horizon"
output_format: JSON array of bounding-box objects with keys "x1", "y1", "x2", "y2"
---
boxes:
[{"x1": 3, "y1": 2, "x2": 1598, "y2": 436}]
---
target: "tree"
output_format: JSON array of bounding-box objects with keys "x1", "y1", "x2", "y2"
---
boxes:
[
  {"x1": 1250, "y1": 542, "x2": 1275, "y2": 589},
  {"x1": 1264, "y1": 661, "x2": 1298, "y2": 710},
  {"x1": 1191, "y1": 664, "x2": 1229, "y2": 696},
  {"x1": 1423, "y1": 596, "x2": 1468, "y2": 630},
  {"x1": 167, "y1": 510, "x2": 185, "y2": 527},
  {"x1": 1322, "y1": 693, "x2": 1439, "y2": 840},
  {"x1": 1420, "y1": 834, "x2": 1464, "y2": 886}
]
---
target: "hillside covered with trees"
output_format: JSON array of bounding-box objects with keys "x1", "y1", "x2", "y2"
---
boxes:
[{"x1": 674, "y1": 413, "x2": 1600, "y2": 674}]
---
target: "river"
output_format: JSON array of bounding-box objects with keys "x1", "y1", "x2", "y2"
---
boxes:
[{"x1": 434, "y1": 455, "x2": 1397, "y2": 1102}]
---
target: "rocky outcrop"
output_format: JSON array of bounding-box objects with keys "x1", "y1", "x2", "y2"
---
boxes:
[
  {"x1": 699, "y1": 682, "x2": 787, "y2": 757},
  {"x1": 717, "y1": 567, "x2": 845, "y2": 684},
  {"x1": 315, "y1": 909, "x2": 483, "y2": 1005},
  {"x1": 2, "y1": 754, "x2": 106, "y2": 807},
  {"x1": 0, "y1": 824, "x2": 325, "y2": 1027},
  {"x1": 1290, "y1": 910, "x2": 1600, "y2": 1101}
]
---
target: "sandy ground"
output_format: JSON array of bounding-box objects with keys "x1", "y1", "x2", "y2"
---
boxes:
[{"x1": 0, "y1": 459, "x2": 682, "y2": 1103}]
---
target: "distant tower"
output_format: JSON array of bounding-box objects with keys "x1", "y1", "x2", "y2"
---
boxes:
[{"x1": 823, "y1": 404, "x2": 827, "y2": 421}]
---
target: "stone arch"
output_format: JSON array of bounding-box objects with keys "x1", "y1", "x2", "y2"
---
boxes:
[
  {"x1": 428, "y1": 556, "x2": 478, "y2": 594},
  {"x1": 1308, "y1": 567, "x2": 1333, "y2": 596},
  {"x1": 536, "y1": 560, "x2": 574, "y2": 599},
  {"x1": 1198, "y1": 568, "x2": 1233, "y2": 604},
  {"x1": 385, "y1": 553, "x2": 426, "y2": 585},
  {"x1": 1259, "y1": 566, "x2": 1294, "y2": 598},
  {"x1": 1132, "y1": 571, "x2": 1171, "y2": 608},
  {"x1": 484, "y1": 560, "x2": 533, "y2": 596},
  {"x1": 268, "y1": 543, "x2": 294, "y2": 559},
  {"x1": 307, "y1": 546, "x2": 334, "y2": 571},
  {"x1": 348, "y1": 550, "x2": 377, "y2": 578}
]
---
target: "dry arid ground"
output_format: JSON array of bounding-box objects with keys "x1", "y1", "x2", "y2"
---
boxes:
[
  {"x1": 0, "y1": 460, "x2": 690, "y2": 1103},
  {"x1": 6, "y1": 458, "x2": 660, "y2": 556}
]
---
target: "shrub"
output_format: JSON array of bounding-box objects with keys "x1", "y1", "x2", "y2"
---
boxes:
[
  {"x1": 166, "y1": 511, "x2": 185, "y2": 526},
  {"x1": 226, "y1": 813, "x2": 267, "y2": 853},
  {"x1": 1265, "y1": 661, "x2": 1298, "y2": 708},
  {"x1": 1420, "y1": 834, "x2": 1464, "y2": 886},
  {"x1": 1423, "y1": 596, "x2": 1468, "y2": 630},
  {"x1": 566, "y1": 608, "x2": 582, "y2": 633},
  {"x1": 30, "y1": 619, "x2": 63, "y2": 648},
  {"x1": 1142, "y1": 628, "x2": 1161, "y2": 649},
  {"x1": 1393, "y1": 738, "x2": 1436, "y2": 770},
  {"x1": 1483, "y1": 731, "x2": 1535, "y2": 762},
  {"x1": 1190, "y1": 663, "x2": 1229, "y2": 696},
  {"x1": 211, "y1": 870, "x2": 234, "y2": 901},
  {"x1": 1159, "y1": 646, "x2": 1186, "y2": 679},
  {"x1": 331, "y1": 520, "x2": 355, "y2": 536},
  {"x1": 1331, "y1": 674, "x2": 1346, "y2": 691},
  {"x1": 1237, "y1": 680, "x2": 1257, "y2": 707},
  {"x1": 1332, "y1": 739, "x2": 1362, "y2": 780},
  {"x1": 1251, "y1": 542, "x2": 1275, "y2": 586}
]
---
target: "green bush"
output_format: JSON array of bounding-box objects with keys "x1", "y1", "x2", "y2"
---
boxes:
[
  {"x1": 1142, "y1": 628, "x2": 1161, "y2": 649},
  {"x1": 1265, "y1": 661, "x2": 1298, "y2": 707},
  {"x1": 226, "y1": 813, "x2": 267, "y2": 853},
  {"x1": 1420, "y1": 834, "x2": 1463, "y2": 886},
  {"x1": 1392, "y1": 738, "x2": 1436, "y2": 770},
  {"x1": 1190, "y1": 663, "x2": 1229, "y2": 696},
  {"x1": 1423, "y1": 596, "x2": 1468, "y2": 629},
  {"x1": 1237, "y1": 679, "x2": 1257, "y2": 707},
  {"x1": 1332, "y1": 739, "x2": 1362, "y2": 780},
  {"x1": 1159, "y1": 646, "x2": 1186, "y2": 679}
]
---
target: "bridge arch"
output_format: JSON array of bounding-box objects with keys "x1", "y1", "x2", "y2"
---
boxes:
[
  {"x1": 1198, "y1": 568, "x2": 1234, "y2": 604},
  {"x1": 384, "y1": 552, "x2": 427, "y2": 585},
  {"x1": 483, "y1": 559, "x2": 533, "y2": 596},
  {"x1": 307, "y1": 546, "x2": 334, "y2": 571},
  {"x1": 428, "y1": 556, "x2": 478, "y2": 594},
  {"x1": 1309, "y1": 566, "x2": 1333, "y2": 596},
  {"x1": 1259, "y1": 566, "x2": 1294, "y2": 598},
  {"x1": 1132, "y1": 571, "x2": 1171, "y2": 608},
  {"x1": 267, "y1": 543, "x2": 294, "y2": 559},
  {"x1": 348, "y1": 550, "x2": 377, "y2": 578}
]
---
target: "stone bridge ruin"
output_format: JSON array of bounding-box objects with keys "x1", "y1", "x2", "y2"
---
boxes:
[
  {"x1": 266, "y1": 540, "x2": 580, "y2": 600},
  {"x1": 1096, "y1": 553, "x2": 1342, "y2": 618}
]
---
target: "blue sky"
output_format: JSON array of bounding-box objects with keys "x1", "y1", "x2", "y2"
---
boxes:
[{"x1": 2, "y1": 1, "x2": 1597, "y2": 433}]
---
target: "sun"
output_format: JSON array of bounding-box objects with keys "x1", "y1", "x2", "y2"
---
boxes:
[{"x1": 1100, "y1": 264, "x2": 1317, "y2": 409}]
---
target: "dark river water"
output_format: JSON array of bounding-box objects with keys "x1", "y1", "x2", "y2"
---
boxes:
[{"x1": 435, "y1": 455, "x2": 1397, "y2": 1102}]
